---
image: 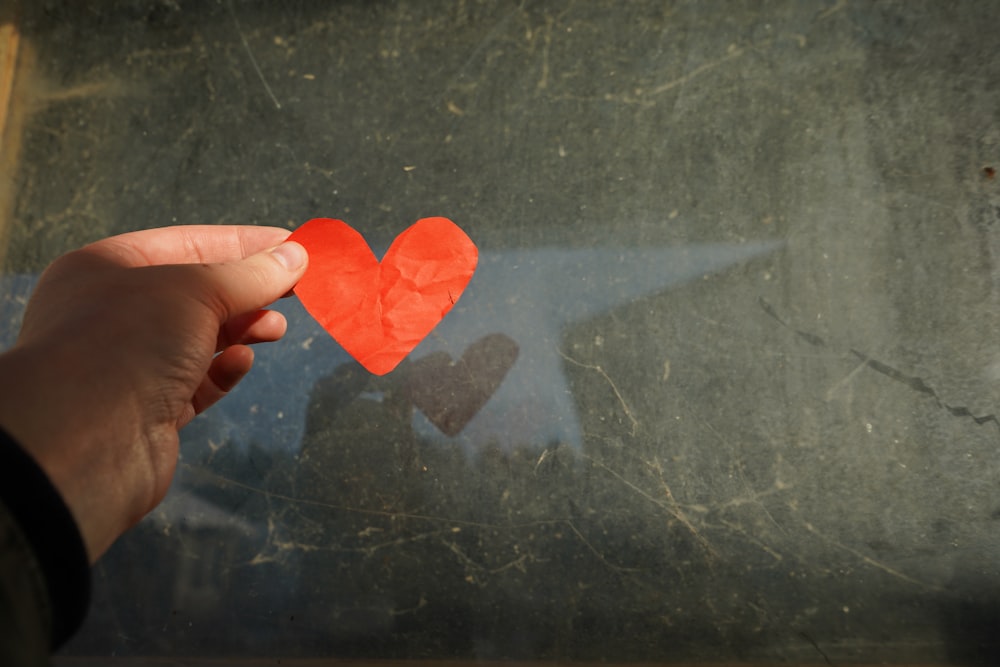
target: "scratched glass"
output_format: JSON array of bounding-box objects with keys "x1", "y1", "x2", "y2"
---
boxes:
[{"x1": 3, "y1": 1, "x2": 999, "y2": 664}]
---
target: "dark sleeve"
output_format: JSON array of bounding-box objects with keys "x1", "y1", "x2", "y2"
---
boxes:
[{"x1": 0, "y1": 428, "x2": 91, "y2": 664}]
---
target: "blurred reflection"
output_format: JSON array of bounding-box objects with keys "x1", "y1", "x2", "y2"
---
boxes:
[
  {"x1": 410, "y1": 242, "x2": 782, "y2": 451},
  {"x1": 187, "y1": 240, "x2": 782, "y2": 457},
  {"x1": 0, "y1": 240, "x2": 782, "y2": 657},
  {"x1": 0, "y1": 241, "x2": 781, "y2": 460}
]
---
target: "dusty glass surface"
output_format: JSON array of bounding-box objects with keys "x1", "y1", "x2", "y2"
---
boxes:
[{"x1": 3, "y1": 0, "x2": 1000, "y2": 663}]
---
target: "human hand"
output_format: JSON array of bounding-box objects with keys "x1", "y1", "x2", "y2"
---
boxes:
[{"x1": 0, "y1": 225, "x2": 308, "y2": 561}]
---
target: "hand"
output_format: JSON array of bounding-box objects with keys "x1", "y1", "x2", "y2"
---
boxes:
[{"x1": 0, "y1": 225, "x2": 308, "y2": 561}]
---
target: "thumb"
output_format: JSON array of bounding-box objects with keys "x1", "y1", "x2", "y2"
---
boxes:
[{"x1": 197, "y1": 241, "x2": 309, "y2": 319}]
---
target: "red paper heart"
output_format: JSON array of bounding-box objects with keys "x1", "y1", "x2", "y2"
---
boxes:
[
  {"x1": 289, "y1": 217, "x2": 478, "y2": 375},
  {"x1": 409, "y1": 333, "x2": 519, "y2": 436}
]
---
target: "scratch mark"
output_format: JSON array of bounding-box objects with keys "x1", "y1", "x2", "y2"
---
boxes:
[
  {"x1": 803, "y1": 522, "x2": 943, "y2": 591},
  {"x1": 536, "y1": 14, "x2": 554, "y2": 90},
  {"x1": 390, "y1": 597, "x2": 427, "y2": 616},
  {"x1": 671, "y1": 390, "x2": 791, "y2": 533},
  {"x1": 851, "y1": 350, "x2": 1000, "y2": 428},
  {"x1": 758, "y1": 296, "x2": 826, "y2": 347},
  {"x1": 442, "y1": 539, "x2": 529, "y2": 581},
  {"x1": 182, "y1": 463, "x2": 638, "y2": 574},
  {"x1": 823, "y1": 357, "x2": 867, "y2": 401},
  {"x1": 646, "y1": 45, "x2": 745, "y2": 97},
  {"x1": 717, "y1": 518, "x2": 783, "y2": 561},
  {"x1": 125, "y1": 46, "x2": 195, "y2": 63},
  {"x1": 800, "y1": 631, "x2": 834, "y2": 667},
  {"x1": 583, "y1": 454, "x2": 716, "y2": 557},
  {"x1": 225, "y1": 0, "x2": 281, "y2": 110},
  {"x1": 758, "y1": 297, "x2": 1000, "y2": 431},
  {"x1": 817, "y1": 0, "x2": 848, "y2": 21},
  {"x1": 563, "y1": 520, "x2": 643, "y2": 572},
  {"x1": 182, "y1": 462, "x2": 486, "y2": 527},
  {"x1": 533, "y1": 447, "x2": 552, "y2": 473},
  {"x1": 713, "y1": 475, "x2": 790, "y2": 517},
  {"x1": 359, "y1": 529, "x2": 457, "y2": 556},
  {"x1": 645, "y1": 456, "x2": 717, "y2": 557},
  {"x1": 446, "y1": 3, "x2": 524, "y2": 91},
  {"x1": 559, "y1": 348, "x2": 639, "y2": 435}
]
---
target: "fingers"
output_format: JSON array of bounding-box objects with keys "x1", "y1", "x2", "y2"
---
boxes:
[
  {"x1": 83, "y1": 225, "x2": 294, "y2": 267},
  {"x1": 197, "y1": 241, "x2": 309, "y2": 323},
  {"x1": 187, "y1": 345, "x2": 255, "y2": 423},
  {"x1": 218, "y1": 309, "x2": 288, "y2": 350}
]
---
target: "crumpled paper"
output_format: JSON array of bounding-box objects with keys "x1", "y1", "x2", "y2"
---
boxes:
[{"x1": 289, "y1": 217, "x2": 478, "y2": 375}]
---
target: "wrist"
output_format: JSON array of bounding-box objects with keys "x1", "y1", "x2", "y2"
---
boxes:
[{"x1": 0, "y1": 342, "x2": 128, "y2": 561}]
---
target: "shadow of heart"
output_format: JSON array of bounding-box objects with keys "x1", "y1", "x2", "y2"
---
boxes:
[{"x1": 407, "y1": 333, "x2": 519, "y2": 437}]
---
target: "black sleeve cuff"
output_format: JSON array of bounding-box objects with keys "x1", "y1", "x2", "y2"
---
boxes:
[{"x1": 0, "y1": 428, "x2": 91, "y2": 648}]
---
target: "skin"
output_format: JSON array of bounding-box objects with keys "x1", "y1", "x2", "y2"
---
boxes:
[{"x1": 0, "y1": 225, "x2": 308, "y2": 562}]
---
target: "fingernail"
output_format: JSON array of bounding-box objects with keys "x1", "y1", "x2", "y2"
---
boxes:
[{"x1": 270, "y1": 241, "x2": 307, "y2": 271}]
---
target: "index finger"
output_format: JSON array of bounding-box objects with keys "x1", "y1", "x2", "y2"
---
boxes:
[{"x1": 81, "y1": 225, "x2": 293, "y2": 268}]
